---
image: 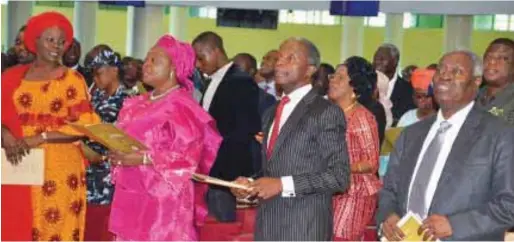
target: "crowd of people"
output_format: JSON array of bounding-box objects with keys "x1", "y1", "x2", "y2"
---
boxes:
[{"x1": 2, "y1": 10, "x2": 514, "y2": 241}]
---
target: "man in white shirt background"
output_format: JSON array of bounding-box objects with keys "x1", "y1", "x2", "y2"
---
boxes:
[
  {"x1": 192, "y1": 31, "x2": 261, "y2": 222},
  {"x1": 256, "y1": 49, "x2": 279, "y2": 98},
  {"x1": 231, "y1": 37, "x2": 350, "y2": 240},
  {"x1": 378, "y1": 50, "x2": 514, "y2": 241},
  {"x1": 373, "y1": 44, "x2": 415, "y2": 125}
]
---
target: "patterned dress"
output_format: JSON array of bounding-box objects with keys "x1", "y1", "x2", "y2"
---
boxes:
[
  {"x1": 13, "y1": 69, "x2": 100, "y2": 241},
  {"x1": 333, "y1": 106, "x2": 382, "y2": 241},
  {"x1": 86, "y1": 86, "x2": 128, "y2": 205}
]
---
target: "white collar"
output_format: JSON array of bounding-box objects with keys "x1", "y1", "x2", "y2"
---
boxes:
[
  {"x1": 284, "y1": 84, "x2": 312, "y2": 102},
  {"x1": 435, "y1": 101, "x2": 475, "y2": 127},
  {"x1": 209, "y1": 62, "x2": 233, "y2": 80}
]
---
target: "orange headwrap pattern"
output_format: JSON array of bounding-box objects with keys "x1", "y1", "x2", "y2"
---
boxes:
[
  {"x1": 411, "y1": 69, "x2": 435, "y2": 91},
  {"x1": 24, "y1": 11, "x2": 74, "y2": 54}
]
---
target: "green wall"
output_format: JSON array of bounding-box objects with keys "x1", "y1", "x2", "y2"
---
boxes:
[{"x1": 2, "y1": 4, "x2": 514, "y2": 68}]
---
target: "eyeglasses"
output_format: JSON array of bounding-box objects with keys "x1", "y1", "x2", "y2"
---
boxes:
[{"x1": 328, "y1": 74, "x2": 343, "y2": 80}]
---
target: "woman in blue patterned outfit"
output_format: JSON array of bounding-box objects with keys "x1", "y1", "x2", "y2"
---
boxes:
[{"x1": 83, "y1": 49, "x2": 129, "y2": 241}]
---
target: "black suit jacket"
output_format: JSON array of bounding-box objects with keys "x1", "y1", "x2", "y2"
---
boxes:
[
  {"x1": 203, "y1": 65, "x2": 261, "y2": 181},
  {"x1": 390, "y1": 75, "x2": 415, "y2": 124}
]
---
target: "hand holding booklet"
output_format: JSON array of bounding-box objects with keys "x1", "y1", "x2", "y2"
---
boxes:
[
  {"x1": 69, "y1": 123, "x2": 147, "y2": 154},
  {"x1": 191, "y1": 173, "x2": 251, "y2": 191},
  {"x1": 381, "y1": 211, "x2": 441, "y2": 242}
]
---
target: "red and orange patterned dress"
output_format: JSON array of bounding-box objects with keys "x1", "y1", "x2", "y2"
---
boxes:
[
  {"x1": 333, "y1": 105, "x2": 382, "y2": 241},
  {"x1": 12, "y1": 69, "x2": 100, "y2": 241}
]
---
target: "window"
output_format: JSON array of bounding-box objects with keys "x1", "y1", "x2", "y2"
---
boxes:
[
  {"x1": 278, "y1": 10, "x2": 339, "y2": 25},
  {"x1": 364, "y1": 12, "x2": 386, "y2": 27},
  {"x1": 35, "y1": 1, "x2": 73, "y2": 8},
  {"x1": 197, "y1": 6, "x2": 217, "y2": 19},
  {"x1": 473, "y1": 15, "x2": 494, "y2": 30},
  {"x1": 494, "y1": 14, "x2": 509, "y2": 31},
  {"x1": 403, "y1": 13, "x2": 416, "y2": 28}
]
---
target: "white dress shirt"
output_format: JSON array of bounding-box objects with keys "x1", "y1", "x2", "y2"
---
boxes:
[
  {"x1": 258, "y1": 80, "x2": 277, "y2": 98},
  {"x1": 407, "y1": 101, "x2": 475, "y2": 218},
  {"x1": 386, "y1": 74, "x2": 398, "y2": 99},
  {"x1": 267, "y1": 84, "x2": 313, "y2": 197},
  {"x1": 202, "y1": 62, "x2": 233, "y2": 111}
]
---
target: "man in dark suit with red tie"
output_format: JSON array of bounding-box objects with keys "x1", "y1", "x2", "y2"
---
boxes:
[{"x1": 231, "y1": 37, "x2": 350, "y2": 240}]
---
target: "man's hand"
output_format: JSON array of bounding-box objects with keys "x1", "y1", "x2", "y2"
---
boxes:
[
  {"x1": 250, "y1": 177, "x2": 282, "y2": 200},
  {"x1": 382, "y1": 213, "x2": 405, "y2": 241},
  {"x1": 254, "y1": 132, "x2": 264, "y2": 144},
  {"x1": 418, "y1": 214, "x2": 453, "y2": 241},
  {"x1": 230, "y1": 177, "x2": 256, "y2": 199}
]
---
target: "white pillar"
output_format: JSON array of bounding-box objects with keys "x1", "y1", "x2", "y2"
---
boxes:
[
  {"x1": 168, "y1": 6, "x2": 188, "y2": 41},
  {"x1": 6, "y1": 1, "x2": 33, "y2": 47},
  {"x1": 125, "y1": 6, "x2": 135, "y2": 56},
  {"x1": 127, "y1": 5, "x2": 165, "y2": 59},
  {"x1": 444, "y1": 15, "x2": 473, "y2": 53},
  {"x1": 73, "y1": 1, "x2": 98, "y2": 62},
  {"x1": 385, "y1": 13, "x2": 405, "y2": 68},
  {"x1": 340, "y1": 16, "x2": 364, "y2": 62}
]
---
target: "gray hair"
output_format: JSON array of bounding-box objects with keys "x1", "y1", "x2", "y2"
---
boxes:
[
  {"x1": 379, "y1": 43, "x2": 400, "y2": 61},
  {"x1": 287, "y1": 37, "x2": 321, "y2": 68},
  {"x1": 443, "y1": 50, "x2": 483, "y2": 78}
]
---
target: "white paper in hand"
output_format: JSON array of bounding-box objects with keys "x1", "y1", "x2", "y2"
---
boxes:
[{"x1": 1, "y1": 148, "x2": 45, "y2": 185}]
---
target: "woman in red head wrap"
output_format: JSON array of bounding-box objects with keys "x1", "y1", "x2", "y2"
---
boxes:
[{"x1": 1, "y1": 12, "x2": 99, "y2": 241}]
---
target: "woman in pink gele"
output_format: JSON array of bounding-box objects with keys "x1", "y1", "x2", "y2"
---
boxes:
[{"x1": 107, "y1": 34, "x2": 222, "y2": 241}]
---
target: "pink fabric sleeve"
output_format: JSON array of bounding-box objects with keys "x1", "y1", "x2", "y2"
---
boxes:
[{"x1": 146, "y1": 114, "x2": 206, "y2": 185}]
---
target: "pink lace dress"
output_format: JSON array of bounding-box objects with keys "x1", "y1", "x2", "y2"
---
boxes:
[{"x1": 108, "y1": 88, "x2": 222, "y2": 241}]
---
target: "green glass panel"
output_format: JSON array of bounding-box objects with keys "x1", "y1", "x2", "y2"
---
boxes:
[
  {"x1": 415, "y1": 14, "x2": 443, "y2": 28},
  {"x1": 473, "y1": 15, "x2": 494, "y2": 30},
  {"x1": 189, "y1": 7, "x2": 200, "y2": 18}
]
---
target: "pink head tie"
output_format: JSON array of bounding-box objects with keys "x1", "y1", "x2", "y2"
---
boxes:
[{"x1": 155, "y1": 34, "x2": 196, "y2": 92}]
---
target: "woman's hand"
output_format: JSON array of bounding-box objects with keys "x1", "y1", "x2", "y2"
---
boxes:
[
  {"x1": 24, "y1": 135, "x2": 45, "y2": 149},
  {"x1": 1, "y1": 127, "x2": 30, "y2": 165},
  {"x1": 108, "y1": 151, "x2": 144, "y2": 167}
]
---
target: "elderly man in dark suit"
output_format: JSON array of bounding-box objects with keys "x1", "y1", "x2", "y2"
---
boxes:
[
  {"x1": 373, "y1": 44, "x2": 415, "y2": 125},
  {"x1": 192, "y1": 31, "x2": 261, "y2": 222},
  {"x1": 378, "y1": 50, "x2": 514, "y2": 241},
  {"x1": 232, "y1": 37, "x2": 350, "y2": 241}
]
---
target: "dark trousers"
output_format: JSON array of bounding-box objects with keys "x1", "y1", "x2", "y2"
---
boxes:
[{"x1": 206, "y1": 187, "x2": 237, "y2": 222}]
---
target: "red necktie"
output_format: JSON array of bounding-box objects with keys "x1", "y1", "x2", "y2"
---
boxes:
[{"x1": 267, "y1": 96, "x2": 290, "y2": 159}]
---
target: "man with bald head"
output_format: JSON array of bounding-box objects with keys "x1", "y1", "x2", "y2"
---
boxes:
[
  {"x1": 373, "y1": 44, "x2": 415, "y2": 124},
  {"x1": 378, "y1": 50, "x2": 514, "y2": 241},
  {"x1": 231, "y1": 38, "x2": 350, "y2": 240},
  {"x1": 192, "y1": 31, "x2": 261, "y2": 222}
]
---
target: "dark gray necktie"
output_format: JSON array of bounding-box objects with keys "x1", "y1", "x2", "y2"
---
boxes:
[{"x1": 408, "y1": 121, "x2": 452, "y2": 218}]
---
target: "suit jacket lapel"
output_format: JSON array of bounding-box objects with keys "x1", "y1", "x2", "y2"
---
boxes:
[
  {"x1": 262, "y1": 104, "x2": 277, "y2": 159},
  {"x1": 399, "y1": 116, "x2": 435, "y2": 212},
  {"x1": 206, "y1": 65, "x2": 238, "y2": 113},
  {"x1": 269, "y1": 89, "x2": 317, "y2": 161},
  {"x1": 429, "y1": 106, "x2": 483, "y2": 213}
]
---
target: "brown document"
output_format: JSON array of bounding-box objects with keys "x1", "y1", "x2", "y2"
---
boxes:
[
  {"x1": 2, "y1": 148, "x2": 45, "y2": 185},
  {"x1": 192, "y1": 173, "x2": 251, "y2": 190},
  {"x1": 69, "y1": 123, "x2": 147, "y2": 154}
]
